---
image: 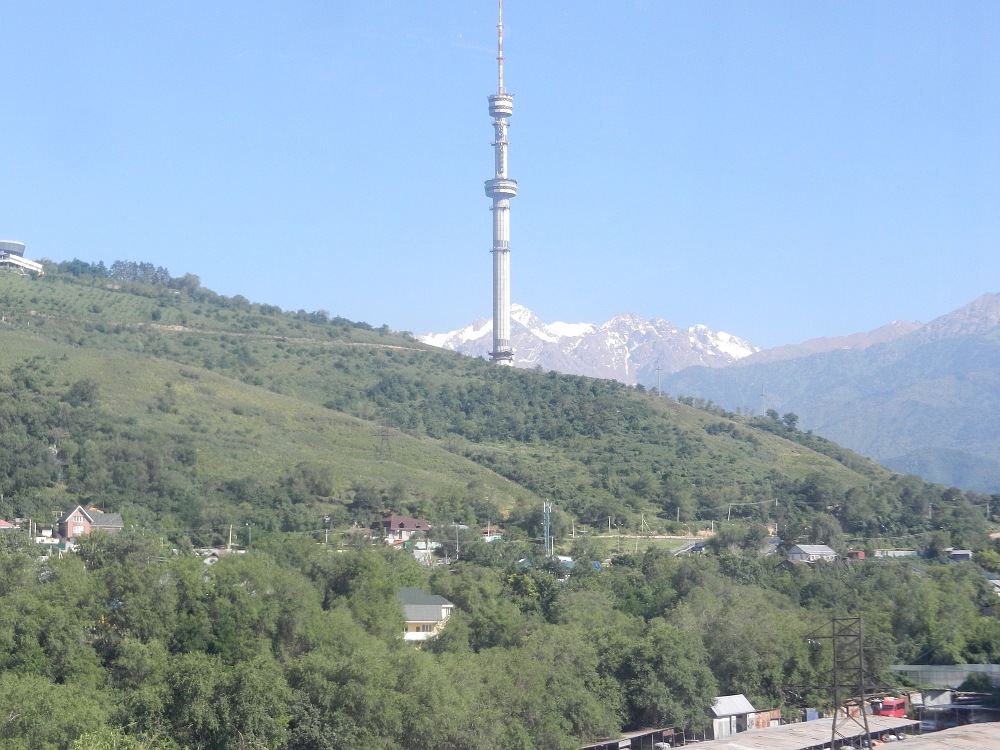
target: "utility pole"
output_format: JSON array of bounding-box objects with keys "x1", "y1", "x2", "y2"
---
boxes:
[
  {"x1": 228, "y1": 525, "x2": 233, "y2": 552},
  {"x1": 246, "y1": 522, "x2": 251, "y2": 547},
  {"x1": 542, "y1": 501, "x2": 552, "y2": 557},
  {"x1": 654, "y1": 359, "x2": 662, "y2": 397}
]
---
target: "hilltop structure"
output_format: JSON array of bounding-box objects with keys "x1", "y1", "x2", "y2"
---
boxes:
[
  {"x1": 0, "y1": 241, "x2": 43, "y2": 275},
  {"x1": 485, "y1": 1, "x2": 516, "y2": 365}
]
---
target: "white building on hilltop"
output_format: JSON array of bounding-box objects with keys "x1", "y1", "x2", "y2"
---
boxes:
[{"x1": 0, "y1": 242, "x2": 44, "y2": 275}]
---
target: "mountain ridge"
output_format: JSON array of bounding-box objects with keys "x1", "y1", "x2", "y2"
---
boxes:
[
  {"x1": 419, "y1": 304, "x2": 758, "y2": 383},
  {"x1": 661, "y1": 292, "x2": 1000, "y2": 492}
]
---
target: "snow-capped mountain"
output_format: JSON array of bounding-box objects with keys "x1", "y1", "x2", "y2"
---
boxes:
[{"x1": 419, "y1": 304, "x2": 758, "y2": 385}]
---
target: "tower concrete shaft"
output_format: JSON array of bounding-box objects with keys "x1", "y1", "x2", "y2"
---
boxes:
[{"x1": 485, "y1": 0, "x2": 516, "y2": 365}]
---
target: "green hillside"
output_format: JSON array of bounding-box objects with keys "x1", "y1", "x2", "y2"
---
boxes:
[{"x1": 0, "y1": 264, "x2": 991, "y2": 550}]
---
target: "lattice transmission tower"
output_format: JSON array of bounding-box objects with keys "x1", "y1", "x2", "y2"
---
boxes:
[{"x1": 793, "y1": 616, "x2": 881, "y2": 749}]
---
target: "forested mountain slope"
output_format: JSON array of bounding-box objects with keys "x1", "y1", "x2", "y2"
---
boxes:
[{"x1": 662, "y1": 293, "x2": 1000, "y2": 493}]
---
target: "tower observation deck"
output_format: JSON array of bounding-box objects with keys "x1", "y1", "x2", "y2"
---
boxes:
[{"x1": 486, "y1": 0, "x2": 516, "y2": 365}]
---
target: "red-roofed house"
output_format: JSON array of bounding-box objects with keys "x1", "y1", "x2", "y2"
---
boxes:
[
  {"x1": 0, "y1": 519, "x2": 19, "y2": 530},
  {"x1": 373, "y1": 515, "x2": 431, "y2": 542},
  {"x1": 57, "y1": 505, "x2": 124, "y2": 540}
]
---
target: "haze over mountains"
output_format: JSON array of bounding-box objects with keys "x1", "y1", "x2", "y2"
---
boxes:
[
  {"x1": 662, "y1": 293, "x2": 1000, "y2": 493},
  {"x1": 423, "y1": 294, "x2": 1000, "y2": 494}
]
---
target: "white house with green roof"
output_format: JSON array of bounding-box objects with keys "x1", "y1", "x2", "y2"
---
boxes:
[{"x1": 397, "y1": 587, "x2": 454, "y2": 641}]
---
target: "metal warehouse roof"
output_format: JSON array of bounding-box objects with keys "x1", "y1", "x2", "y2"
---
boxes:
[
  {"x1": 899, "y1": 722, "x2": 1000, "y2": 748},
  {"x1": 789, "y1": 544, "x2": 837, "y2": 555},
  {"x1": 689, "y1": 715, "x2": 917, "y2": 750}
]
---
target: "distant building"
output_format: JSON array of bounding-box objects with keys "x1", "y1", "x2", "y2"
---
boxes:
[
  {"x1": 0, "y1": 241, "x2": 44, "y2": 275},
  {"x1": 57, "y1": 506, "x2": 124, "y2": 540},
  {"x1": 846, "y1": 550, "x2": 866, "y2": 560},
  {"x1": 874, "y1": 549, "x2": 918, "y2": 558},
  {"x1": 787, "y1": 544, "x2": 837, "y2": 562},
  {"x1": 0, "y1": 519, "x2": 19, "y2": 530},
  {"x1": 397, "y1": 587, "x2": 453, "y2": 641},
  {"x1": 949, "y1": 549, "x2": 974, "y2": 562},
  {"x1": 374, "y1": 515, "x2": 431, "y2": 543}
]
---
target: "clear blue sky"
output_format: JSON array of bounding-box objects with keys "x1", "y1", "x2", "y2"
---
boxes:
[{"x1": 2, "y1": 1, "x2": 998, "y2": 347}]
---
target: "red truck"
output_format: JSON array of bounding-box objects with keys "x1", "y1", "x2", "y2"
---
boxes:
[{"x1": 873, "y1": 697, "x2": 906, "y2": 718}]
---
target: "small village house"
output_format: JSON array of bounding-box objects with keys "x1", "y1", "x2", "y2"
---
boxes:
[
  {"x1": 374, "y1": 515, "x2": 431, "y2": 543},
  {"x1": 57, "y1": 506, "x2": 124, "y2": 540},
  {"x1": 397, "y1": 587, "x2": 453, "y2": 641}
]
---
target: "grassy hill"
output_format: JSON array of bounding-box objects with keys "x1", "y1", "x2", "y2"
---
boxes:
[{"x1": 0, "y1": 265, "x2": 991, "y2": 550}]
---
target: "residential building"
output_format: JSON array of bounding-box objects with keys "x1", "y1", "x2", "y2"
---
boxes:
[
  {"x1": 374, "y1": 515, "x2": 431, "y2": 542},
  {"x1": 874, "y1": 549, "x2": 919, "y2": 558},
  {"x1": 787, "y1": 544, "x2": 837, "y2": 562},
  {"x1": 0, "y1": 519, "x2": 19, "y2": 530},
  {"x1": 397, "y1": 587, "x2": 453, "y2": 641},
  {"x1": 57, "y1": 506, "x2": 124, "y2": 539}
]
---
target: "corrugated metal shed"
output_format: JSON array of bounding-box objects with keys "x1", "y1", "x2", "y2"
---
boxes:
[
  {"x1": 688, "y1": 715, "x2": 917, "y2": 749},
  {"x1": 712, "y1": 695, "x2": 757, "y2": 717}
]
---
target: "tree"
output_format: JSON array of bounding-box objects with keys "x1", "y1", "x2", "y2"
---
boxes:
[
  {"x1": 0, "y1": 673, "x2": 106, "y2": 750},
  {"x1": 64, "y1": 379, "x2": 99, "y2": 407}
]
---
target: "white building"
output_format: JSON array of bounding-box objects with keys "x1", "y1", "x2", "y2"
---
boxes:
[
  {"x1": 397, "y1": 587, "x2": 454, "y2": 641},
  {"x1": 0, "y1": 242, "x2": 44, "y2": 275},
  {"x1": 787, "y1": 544, "x2": 838, "y2": 562}
]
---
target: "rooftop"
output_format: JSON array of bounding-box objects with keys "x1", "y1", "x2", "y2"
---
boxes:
[
  {"x1": 886, "y1": 721, "x2": 1000, "y2": 749},
  {"x1": 712, "y1": 694, "x2": 757, "y2": 717},
  {"x1": 691, "y1": 715, "x2": 917, "y2": 749},
  {"x1": 790, "y1": 544, "x2": 837, "y2": 554},
  {"x1": 396, "y1": 587, "x2": 452, "y2": 607},
  {"x1": 375, "y1": 515, "x2": 430, "y2": 531}
]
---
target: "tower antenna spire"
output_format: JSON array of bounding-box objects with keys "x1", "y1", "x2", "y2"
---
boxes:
[
  {"x1": 497, "y1": 0, "x2": 505, "y2": 94},
  {"x1": 485, "y1": 2, "x2": 516, "y2": 366}
]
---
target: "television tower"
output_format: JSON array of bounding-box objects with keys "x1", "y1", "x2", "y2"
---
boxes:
[{"x1": 485, "y1": 0, "x2": 516, "y2": 365}]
